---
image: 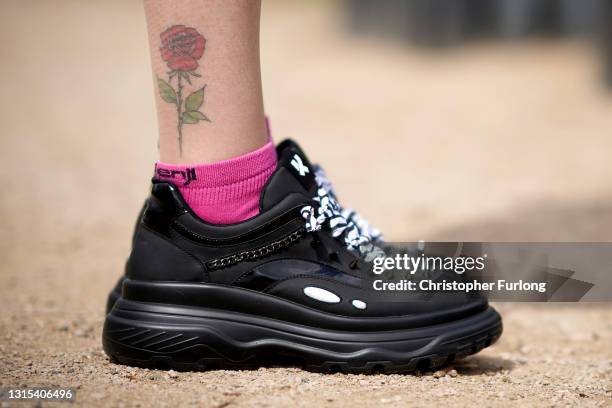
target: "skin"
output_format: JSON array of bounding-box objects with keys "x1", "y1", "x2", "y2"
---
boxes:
[{"x1": 145, "y1": 0, "x2": 268, "y2": 164}]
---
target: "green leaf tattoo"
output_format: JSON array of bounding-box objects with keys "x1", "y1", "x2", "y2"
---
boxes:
[
  {"x1": 157, "y1": 78, "x2": 177, "y2": 104},
  {"x1": 183, "y1": 111, "x2": 210, "y2": 124},
  {"x1": 183, "y1": 111, "x2": 210, "y2": 123},
  {"x1": 157, "y1": 25, "x2": 209, "y2": 155},
  {"x1": 185, "y1": 86, "x2": 205, "y2": 112}
]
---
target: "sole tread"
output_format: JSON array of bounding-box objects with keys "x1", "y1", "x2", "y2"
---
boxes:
[{"x1": 105, "y1": 325, "x2": 502, "y2": 375}]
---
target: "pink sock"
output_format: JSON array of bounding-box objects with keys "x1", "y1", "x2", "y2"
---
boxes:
[{"x1": 154, "y1": 141, "x2": 277, "y2": 224}]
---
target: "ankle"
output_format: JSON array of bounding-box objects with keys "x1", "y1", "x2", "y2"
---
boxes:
[{"x1": 154, "y1": 140, "x2": 277, "y2": 224}]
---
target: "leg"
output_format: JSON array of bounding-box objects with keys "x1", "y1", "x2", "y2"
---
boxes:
[
  {"x1": 144, "y1": 0, "x2": 275, "y2": 224},
  {"x1": 145, "y1": 0, "x2": 268, "y2": 164}
]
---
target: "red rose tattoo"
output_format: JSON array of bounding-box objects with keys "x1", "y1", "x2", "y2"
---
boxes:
[
  {"x1": 157, "y1": 25, "x2": 210, "y2": 155},
  {"x1": 161, "y1": 25, "x2": 205, "y2": 71}
]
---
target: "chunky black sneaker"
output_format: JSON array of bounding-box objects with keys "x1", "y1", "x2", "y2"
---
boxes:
[
  {"x1": 103, "y1": 141, "x2": 502, "y2": 373},
  {"x1": 104, "y1": 141, "x2": 383, "y2": 314}
]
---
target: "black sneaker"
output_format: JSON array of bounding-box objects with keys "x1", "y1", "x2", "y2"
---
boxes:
[
  {"x1": 103, "y1": 141, "x2": 502, "y2": 373},
  {"x1": 104, "y1": 140, "x2": 383, "y2": 314}
]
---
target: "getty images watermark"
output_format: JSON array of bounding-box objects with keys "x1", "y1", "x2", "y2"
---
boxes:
[
  {"x1": 361, "y1": 242, "x2": 610, "y2": 301},
  {"x1": 370, "y1": 253, "x2": 547, "y2": 294}
]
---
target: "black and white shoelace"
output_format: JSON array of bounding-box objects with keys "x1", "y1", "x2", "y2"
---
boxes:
[
  {"x1": 314, "y1": 166, "x2": 383, "y2": 243},
  {"x1": 300, "y1": 165, "x2": 385, "y2": 261}
]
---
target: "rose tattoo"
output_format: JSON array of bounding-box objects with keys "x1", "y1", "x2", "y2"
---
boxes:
[{"x1": 157, "y1": 25, "x2": 210, "y2": 154}]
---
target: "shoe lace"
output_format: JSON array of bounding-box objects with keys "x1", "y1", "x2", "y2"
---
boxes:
[
  {"x1": 313, "y1": 165, "x2": 383, "y2": 242},
  {"x1": 300, "y1": 166, "x2": 385, "y2": 261}
]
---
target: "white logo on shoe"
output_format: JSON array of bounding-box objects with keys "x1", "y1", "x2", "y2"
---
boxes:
[
  {"x1": 303, "y1": 286, "x2": 340, "y2": 303},
  {"x1": 291, "y1": 154, "x2": 309, "y2": 176}
]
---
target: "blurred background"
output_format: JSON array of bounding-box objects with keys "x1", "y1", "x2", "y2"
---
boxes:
[
  {"x1": 1, "y1": 0, "x2": 611, "y2": 248},
  {"x1": 0, "y1": 2, "x2": 610, "y2": 406}
]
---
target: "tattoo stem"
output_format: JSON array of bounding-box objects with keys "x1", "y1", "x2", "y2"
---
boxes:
[{"x1": 176, "y1": 74, "x2": 184, "y2": 155}]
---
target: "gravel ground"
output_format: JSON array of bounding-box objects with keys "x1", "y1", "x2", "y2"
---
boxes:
[
  {"x1": 1, "y1": 303, "x2": 611, "y2": 407},
  {"x1": 1, "y1": 1, "x2": 611, "y2": 407}
]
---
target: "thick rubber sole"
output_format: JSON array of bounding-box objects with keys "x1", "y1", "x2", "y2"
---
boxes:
[
  {"x1": 105, "y1": 281, "x2": 122, "y2": 314},
  {"x1": 103, "y1": 297, "x2": 502, "y2": 374}
]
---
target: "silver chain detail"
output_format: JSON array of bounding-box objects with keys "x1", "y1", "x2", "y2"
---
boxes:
[{"x1": 206, "y1": 228, "x2": 304, "y2": 271}]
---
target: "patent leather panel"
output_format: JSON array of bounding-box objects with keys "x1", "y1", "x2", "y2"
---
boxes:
[
  {"x1": 140, "y1": 183, "x2": 184, "y2": 236},
  {"x1": 234, "y1": 259, "x2": 362, "y2": 292}
]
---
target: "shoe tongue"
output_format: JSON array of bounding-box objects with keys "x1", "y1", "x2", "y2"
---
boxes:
[{"x1": 260, "y1": 139, "x2": 318, "y2": 211}]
